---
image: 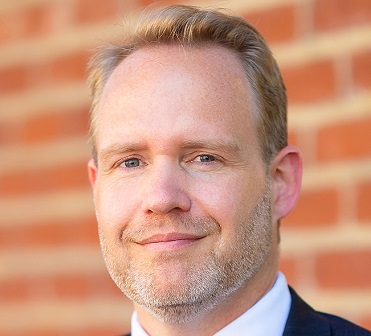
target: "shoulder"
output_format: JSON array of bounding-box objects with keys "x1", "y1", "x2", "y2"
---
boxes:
[
  {"x1": 320, "y1": 312, "x2": 371, "y2": 335},
  {"x1": 285, "y1": 287, "x2": 370, "y2": 336}
]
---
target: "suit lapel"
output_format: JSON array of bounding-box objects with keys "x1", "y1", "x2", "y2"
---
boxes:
[{"x1": 283, "y1": 287, "x2": 331, "y2": 336}]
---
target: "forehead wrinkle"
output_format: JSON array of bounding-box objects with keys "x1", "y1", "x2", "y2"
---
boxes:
[
  {"x1": 99, "y1": 143, "x2": 147, "y2": 161},
  {"x1": 99, "y1": 138, "x2": 243, "y2": 162},
  {"x1": 181, "y1": 140, "x2": 242, "y2": 153}
]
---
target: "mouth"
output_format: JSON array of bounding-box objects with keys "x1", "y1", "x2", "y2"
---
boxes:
[{"x1": 137, "y1": 232, "x2": 205, "y2": 251}]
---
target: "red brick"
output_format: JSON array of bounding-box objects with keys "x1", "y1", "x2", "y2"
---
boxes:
[
  {"x1": 22, "y1": 106, "x2": 89, "y2": 144},
  {"x1": 54, "y1": 274, "x2": 91, "y2": 299},
  {"x1": 0, "y1": 278, "x2": 29, "y2": 301},
  {"x1": 317, "y1": 116, "x2": 371, "y2": 162},
  {"x1": 0, "y1": 276, "x2": 52, "y2": 302},
  {"x1": 279, "y1": 256, "x2": 298, "y2": 286},
  {"x1": 30, "y1": 328, "x2": 127, "y2": 336},
  {"x1": 356, "y1": 181, "x2": 371, "y2": 221},
  {"x1": 22, "y1": 113, "x2": 61, "y2": 143},
  {"x1": 0, "y1": 273, "x2": 124, "y2": 319},
  {"x1": 29, "y1": 223, "x2": 78, "y2": 246},
  {"x1": 0, "y1": 106, "x2": 88, "y2": 147},
  {"x1": 75, "y1": 0, "x2": 121, "y2": 23},
  {"x1": 281, "y1": 60, "x2": 336, "y2": 103},
  {"x1": 352, "y1": 49, "x2": 371, "y2": 90},
  {"x1": 30, "y1": 3, "x2": 75, "y2": 38},
  {"x1": 49, "y1": 271, "x2": 125, "y2": 300},
  {"x1": 0, "y1": 121, "x2": 21, "y2": 146},
  {"x1": 49, "y1": 50, "x2": 90, "y2": 83},
  {"x1": 78, "y1": 327, "x2": 131, "y2": 336},
  {"x1": 288, "y1": 130, "x2": 299, "y2": 147},
  {"x1": 314, "y1": 0, "x2": 371, "y2": 31},
  {"x1": 0, "y1": 160, "x2": 89, "y2": 197},
  {"x1": 28, "y1": 216, "x2": 99, "y2": 246},
  {"x1": 358, "y1": 315, "x2": 371, "y2": 332},
  {"x1": 0, "y1": 51, "x2": 87, "y2": 94},
  {"x1": 72, "y1": 216, "x2": 100, "y2": 245},
  {"x1": 0, "y1": 65, "x2": 27, "y2": 93},
  {"x1": 88, "y1": 272, "x2": 125, "y2": 298},
  {"x1": 29, "y1": 332, "x2": 60, "y2": 336},
  {"x1": 316, "y1": 250, "x2": 371, "y2": 288},
  {"x1": 0, "y1": 226, "x2": 22, "y2": 247},
  {"x1": 244, "y1": 4, "x2": 296, "y2": 44},
  {"x1": 284, "y1": 188, "x2": 339, "y2": 227},
  {"x1": 0, "y1": 11, "x2": 22, "y2": 42},
  {"x1": 0, "y1": 9, "x2": 34, "y2": 42},
  {"x1": 22, "y1": 6, "x2": 53, "y2": 37},
  {"x1": 0, "y1": 5, "x2": 64, "y2": 42},
  {"x1": 0, "y1": 216, "x2": 98, "y2": 248}
]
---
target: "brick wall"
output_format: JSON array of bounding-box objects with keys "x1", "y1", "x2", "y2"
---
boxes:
[{"x1": 0, "y1": 0, "x2": 370, "y2": 334}]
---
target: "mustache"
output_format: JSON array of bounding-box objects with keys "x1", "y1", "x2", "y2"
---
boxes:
[{"x1": 121, "y1": 215, "x2": 220, "y2": 243}]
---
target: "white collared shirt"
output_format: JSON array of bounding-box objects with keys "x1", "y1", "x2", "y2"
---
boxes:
[{"x1": 131, "y1": 272, "x2": 291, "y2": 336}]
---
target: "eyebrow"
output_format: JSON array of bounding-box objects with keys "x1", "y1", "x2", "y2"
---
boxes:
[
  {"x1": 99, "y1": 143, "x2": 147, "y2": 162},
  {"x1": 99, "y1": 139, "x2": 242, "y2": 161},
  {"x1": 181, "y1": 140, "x2": 242, "y2": 153}
]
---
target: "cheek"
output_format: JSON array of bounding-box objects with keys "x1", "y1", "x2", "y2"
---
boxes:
[
  {"x1": 94, "y1": 178, "x2": 140, "y2": 234},
  {"x1": 193, "y1": 169, "x2": 267, "y2": 238},
  {"x1": 193, "y1": 176, "x2": 254, "y2": 226}
]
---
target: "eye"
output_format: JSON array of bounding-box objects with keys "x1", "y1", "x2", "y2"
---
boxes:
[
  {"x1": 194, "y1": 154, "x2": 216, "y2": 163},
  {"x1": 121, "y1": 158, "x2": 141, "y2": 168}
]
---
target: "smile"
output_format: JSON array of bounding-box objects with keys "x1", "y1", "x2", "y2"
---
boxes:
[{"x1": 137, "y1": 233, "x2": 205, "y2": 251}]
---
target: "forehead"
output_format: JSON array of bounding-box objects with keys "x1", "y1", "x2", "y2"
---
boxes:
[
  {"x1": 120, "y1": 43, "x2": 244, "y2": 76},
  {"x1": 102, "y1": 43, "x2": 251, "y2": 104},
  {"x1": 95, "y1": 44, "x2": 259, "y2": 153}
]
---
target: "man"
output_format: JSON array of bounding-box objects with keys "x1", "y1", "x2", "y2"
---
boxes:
[{"x1": 87, "y1": 5, "x2": 370, "y2": 336}]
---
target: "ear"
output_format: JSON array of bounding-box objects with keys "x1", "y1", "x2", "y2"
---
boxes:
[
  {"x1": 87, "y1": 159, "x2": 98, "y2": 190},
  {"x1": 270, "y1": 145, "x2": 302, "y2": 222}
]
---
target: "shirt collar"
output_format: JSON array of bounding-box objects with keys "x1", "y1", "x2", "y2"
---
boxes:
[{"x1": 131, "y1": 272, "x2": 291, "y2": 336}]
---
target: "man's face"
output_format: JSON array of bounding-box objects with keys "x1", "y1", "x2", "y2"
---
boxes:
[{"x1": 89, "y1": 45, "x2": 278, "y2": 322}]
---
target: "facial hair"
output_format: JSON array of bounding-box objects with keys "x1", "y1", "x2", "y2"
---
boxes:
[{"x1": 99, "y1": 182, "x2": 273, "y2": 324}]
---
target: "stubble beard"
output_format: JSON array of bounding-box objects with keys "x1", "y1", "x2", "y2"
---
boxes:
[{"x1": 99, "y1": 184, "x2": 273, "y2": 324}]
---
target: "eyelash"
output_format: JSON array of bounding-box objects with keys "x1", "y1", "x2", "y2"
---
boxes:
[
  {"x1": 116, "y1": 156, "x2": 145, "y2": 170},
  {"x1": 114, "y1": 153, "x2": 221, "y2": 171},
  {"x1": 192, "y1": 154, "x2": 217, "y2": 163}
]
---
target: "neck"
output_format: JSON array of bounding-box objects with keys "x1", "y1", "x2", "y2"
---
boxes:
[{"x1": 135, "y1": 257, "x2": 278, "y2": 336}]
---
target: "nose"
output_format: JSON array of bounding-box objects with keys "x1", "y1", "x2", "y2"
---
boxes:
[{"x1": 141, "y1": 157, "x2": 191, "y2": 214}]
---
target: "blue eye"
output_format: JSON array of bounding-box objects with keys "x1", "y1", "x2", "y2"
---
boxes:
[
  {"x1": 198, "y1": 155, "x2": 216, "y2": 162},
  {"x1": 123, "y1": 158, "x2": 140, "y2": 168}
]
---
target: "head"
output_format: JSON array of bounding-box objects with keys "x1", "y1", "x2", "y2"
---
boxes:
[
  {"x1": 87, "y1": 5, "x2": 301, "y2": 327},
  {"x1": 88, "y1": 4, "x2": 287, "y2": 166}
]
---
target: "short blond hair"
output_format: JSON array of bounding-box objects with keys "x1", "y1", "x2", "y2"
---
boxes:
[{"x1": 88, "y1": 5, "x2": 287, "y2": 164}]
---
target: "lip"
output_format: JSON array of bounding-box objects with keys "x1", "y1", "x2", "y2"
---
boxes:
[{"x1": 137, "y1": 233, "x2": 205, "y2": 251}]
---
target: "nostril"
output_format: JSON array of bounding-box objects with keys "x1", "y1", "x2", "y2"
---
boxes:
[{"x1": 143, "y1": 192, "x2": 191, "y2": 214}]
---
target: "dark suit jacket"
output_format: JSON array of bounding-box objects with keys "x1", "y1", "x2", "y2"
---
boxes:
[
  {"x1": 122, "y1": 286, "x2": 370, "y2": 335},
  {"x1": 283, "y1": 287, "x2": 370, "y2": 335}
]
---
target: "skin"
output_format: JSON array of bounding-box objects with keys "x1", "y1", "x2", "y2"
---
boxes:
[{"x1": 88, "y1": 44, "x2": 302, "y2": 336}]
